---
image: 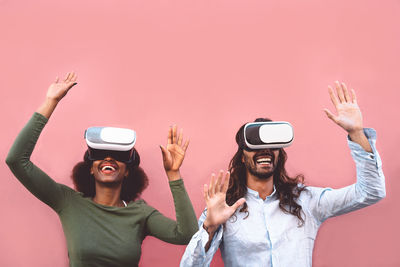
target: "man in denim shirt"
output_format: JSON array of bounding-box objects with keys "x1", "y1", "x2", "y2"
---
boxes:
[{"x1": 180, "y1": 82, "x2": 385, "y2": 267}]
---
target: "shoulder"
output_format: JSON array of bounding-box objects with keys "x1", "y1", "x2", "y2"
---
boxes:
[
  {"x1": 298, "y1": 185, "x2": 325, "y2": 199},
  {"x1": 57, "y1": 183, "x2": 83, "y2": 198},
  {"x1": 132, "y1": 198, "x2": 157, "y2": 215}
]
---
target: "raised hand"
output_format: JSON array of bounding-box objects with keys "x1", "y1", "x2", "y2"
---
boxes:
[
  {"x1": 37, "y1": 72, "x2": 78, "y2": 119},
  {"x1": 47, "y1": 72, "x2": 78, "y2": 102},
  {"x1": 324, "y1": 81, "x2": 371, "y2": 152},
  {"x1": 324, "y1": 81, "x2": 363, "y2": 134},
  {"x1": 160, "y1": 125, "x2": 189, "y2": 181},
  {"x1": 203, "y1": 171, "x2": 246, "y2": 235}
]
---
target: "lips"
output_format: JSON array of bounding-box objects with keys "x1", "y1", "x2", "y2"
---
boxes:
[
  {"x1": 253, "y1": 152, "x2": 274, "y2": 166},
  {"x1": 99, "y1": 161, "x2": 118, "y2": 174}
]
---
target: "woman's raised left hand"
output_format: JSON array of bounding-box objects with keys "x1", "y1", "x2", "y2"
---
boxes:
[{"x1": 160, "y1": 125, "x2": 190, "y2": 181}]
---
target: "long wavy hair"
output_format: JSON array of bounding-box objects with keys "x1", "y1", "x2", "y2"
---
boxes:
[
  {"x1": 71, "y1": 149, "x2": 149, "y2": 202},
  {"x1": 226, "y1": 118, "x2": 307, "y2": 226}
]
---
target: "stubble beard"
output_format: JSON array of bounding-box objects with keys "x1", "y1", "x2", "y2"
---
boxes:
[{"x1": 244, "y1": 153, "x2": 278, "y2": 180}]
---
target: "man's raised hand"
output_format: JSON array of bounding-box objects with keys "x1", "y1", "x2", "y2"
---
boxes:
[
  {"x1": 324, "y1": 81, "x2": 371, "y2": 152},
  {"x1": 203, "y1": 171, "x2": 246, "y2": 235}
]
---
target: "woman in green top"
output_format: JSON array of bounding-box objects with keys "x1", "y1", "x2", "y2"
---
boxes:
[{"x1": 5, "y1": 72, "x2": 198, "y2": 267}]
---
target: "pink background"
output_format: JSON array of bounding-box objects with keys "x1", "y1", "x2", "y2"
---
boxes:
[{"x1": 1, "y1": 0, "x2": 399, "y2": 266}]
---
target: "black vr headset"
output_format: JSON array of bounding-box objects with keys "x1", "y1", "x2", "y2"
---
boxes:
[
  {"x1": 84, "y1": 127, "x2": 136, "y2": 163},
  {"x1": 243, "y1": 121, "x2": 294, "y2": 150}
]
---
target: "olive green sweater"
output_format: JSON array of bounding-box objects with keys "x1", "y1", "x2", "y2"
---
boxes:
[{"x1": 6, "y1": 113, "x2": 198, "y2": 267}]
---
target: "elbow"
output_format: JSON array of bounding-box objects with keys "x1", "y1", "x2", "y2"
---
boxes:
[
  {"x1": 355, "y1": 179, "x2": 386, "y2": 205},
  {"x1": 362, "y1": 189, "x2": 386, "y2": 205},
  {"x1": 176, "y1": 227, "x2": 198, "y2": 245},
  {"x1": 376, "y1": 188, "x2": 386, "y2": 201},
  {"x1": 5, "y1": 152, "x2": 17, "y2": 167}
]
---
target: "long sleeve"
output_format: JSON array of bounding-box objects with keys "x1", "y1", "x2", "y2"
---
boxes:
[
  {"x1": 180, "y1": 209, "x2": 223, "y2": 267},
  {"x1": 144, "y1": 179, "x2": 198, "y2": 244},
  {"x1": 307, "y1": 128, "x2": 386, "y2": 224},
  {"x1": 5, "y1": 112, "x2": 69, "y2": 213}
]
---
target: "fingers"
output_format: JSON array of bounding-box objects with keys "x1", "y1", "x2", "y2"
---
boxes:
[
  {"x1": 203, "y1": 184, "x2": 209, "y2": 201},
  {"x1": 350, "y1": 88, "x2": 357, "y2": 104},
  {"x1": 182, "y1": 139, "x2": 190, "y2": 151},
  {"x1": 214, "y1": 170, "x2": 224, "y2": 194},
  {"x1": 55, "y1": 77, "x2": 59, "y2": 83},
  {"x1": 172, "y1": 125, "x2": 177, "y2": 144},
  {"x1": 61, "y1": 72, "x2": 78, "y2": 88},
  {"x1": 209, "y1": 173, "x2": 216, "y2": 198},
  {"x1": 177, "y1": 128, "x2": 183, "y2": 146},
  {"x1": 335, "y1": 81, "x2": 346, "y2": 103},
  {"x1": 208, "y1": 170, "x2": 229, "y2": 198},
  {"x1": 341, "y1": 82, "x2": 351, "y2": 102},
  {"x1": 231, "y1": 197, "x2": 246, "y2": 211},
  {"x1": 160, "y1": 145, "x2": 168, "y2": 159},
  {"x1": 167, "y1": 125, "x2": 190, "y2": 150},
  {"x1": 160, "y1": 145, "x2": 171, "y2": 164},
  {"x1": 333, "y1": 81, "x2": 355, "y2": 104},
  {"x1": 328, "y1": 86, "x2": 339, "y2": 107},
  {"x1": 221, "y1": 171, "x2": 230, "y2": 193},
  {"x1": 167, "y1": 127, "x2": 172, "y2": 145},
  {"x1": 64, "y1": 72, "x2": 75, "y2": 82},
  {"x1": 323, "y1": 108, "x2": 338, "y2": 123}
]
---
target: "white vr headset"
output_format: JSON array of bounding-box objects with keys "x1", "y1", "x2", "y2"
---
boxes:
[
  {"x1": 244, "y1": 121, "x2": 294, "y2": 150},
  {"x1": 84, "y1": 127, "x2": 136, "y2": 163}
]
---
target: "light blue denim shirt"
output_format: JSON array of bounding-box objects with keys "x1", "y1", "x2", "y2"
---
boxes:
[{"x1": 180, "y1": 128, "x2": 385, "y2": 267}]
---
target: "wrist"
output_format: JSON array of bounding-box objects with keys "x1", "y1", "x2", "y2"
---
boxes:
[
  {"x1": 348, "y1": 129, "x2": 365, "y2": 141},
  {"x1": 203, "y1": 219, "x2": 219, "y2": 235},
  {"x1": 37, "y1": 98, "x2": 59, "y2": 119},
  {"x1": 166, "y1": 170, "x2": 181, "y2": 181}
]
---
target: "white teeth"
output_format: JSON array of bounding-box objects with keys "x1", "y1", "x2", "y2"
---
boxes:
[
  {"x1": 101, "y1": 166, "x2": 116, "y2": 171},
  {"x1": 256, "y1": 158, "x2": 272, "y2": 164}
]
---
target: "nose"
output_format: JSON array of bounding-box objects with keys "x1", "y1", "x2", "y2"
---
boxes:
[{"x1": 103, "y1": 156, "x2": 115, "y2": 161}]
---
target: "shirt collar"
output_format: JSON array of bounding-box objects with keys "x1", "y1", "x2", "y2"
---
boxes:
[{"x1": 246, "y1": 185, "x2": 277, "y2": 199}]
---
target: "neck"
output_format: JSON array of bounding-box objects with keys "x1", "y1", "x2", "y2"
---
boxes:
[
  {"x1": 93, "y1": 182, "x2": 124, "y2": 207},
  {"x1": 246, "y1": 172, "x2": 274, "y2": 200}
]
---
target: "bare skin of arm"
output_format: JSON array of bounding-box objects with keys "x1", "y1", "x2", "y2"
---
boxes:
[{"x1": 324, "y1": 81, "x2": 372, "y2": 152}]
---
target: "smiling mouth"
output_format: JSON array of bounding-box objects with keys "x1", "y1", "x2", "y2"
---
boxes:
[
  {"x1": 256, "y1": 158, "x2": 272, "y2": 165},
  {"x1": 101, "y1": 166, "x2": 116, "y2": 171},
  {"x1": 99, "y1": 161, "x2": 119, "y2": 174},
  {"x1": 253, "y1": 152, "x2": 274, "y2": 166}
]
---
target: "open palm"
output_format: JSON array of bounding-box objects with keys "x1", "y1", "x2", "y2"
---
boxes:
[
  {"x1": 160, "y1": 125, "x2": 189, "y2": 173},
  {"x1": 47, "y1": 72, "x2": 77, "y2": 101},
  {"x1": 324, "y1": 81, "x2": 363, "y2": 134},
  {"x1": 203, "y1": 171, "x2": 246, "y2": 231}
]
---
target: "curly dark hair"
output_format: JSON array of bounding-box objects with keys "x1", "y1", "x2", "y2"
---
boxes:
[
  {"x1": 71, "y1": 149, "x2": 149, "y2": 202},
  {"x1": 226, "y1": 118, "x2": 307, "y2": 226}
]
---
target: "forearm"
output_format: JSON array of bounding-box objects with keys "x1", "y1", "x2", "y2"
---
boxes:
[
  {"x1": 169, "y1": 179, "x2": 198, "y2": 242},
  {"x1": 348, "y1": 129, "x2": 372, "y2": 153},
  {"x1": 313, "y1": 128, "x2": 385, "y2": 222},
  {"x1": 180, "y1": 212, "x2": 222, "y2": 267},
  {"x1": 351, "y1": 129, "x2": 385, "y2": 199},
  {"x1": 202, "y1": 220, "x2": 219, "y2": 252},
  {"x1": 146, "y1": 179, "x2": 198, "y2": 244},
  {"x1": 36, "y1": 98, "x2": 59, "y2": 119}
]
